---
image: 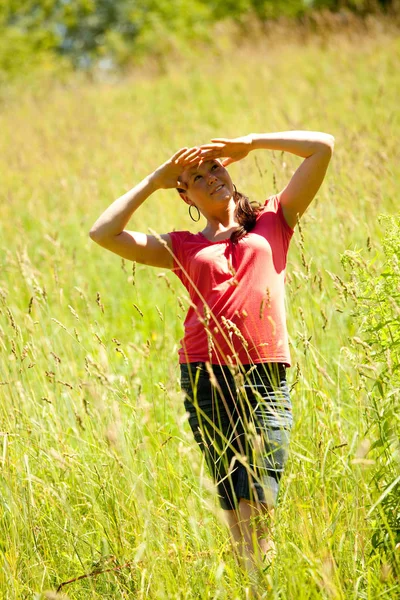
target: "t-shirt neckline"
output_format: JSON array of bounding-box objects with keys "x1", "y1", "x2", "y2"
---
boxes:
[{"x1": 198, "y1": 231, "x2": 232, "y2": 244}]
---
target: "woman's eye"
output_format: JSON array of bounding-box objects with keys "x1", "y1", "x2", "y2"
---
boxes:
[
  {"x1": 211, "y1": 164, "x2": 219, "y2": 170},
  {"x1": 194, "y1": 174, "x2": 202, "y2": 181}
]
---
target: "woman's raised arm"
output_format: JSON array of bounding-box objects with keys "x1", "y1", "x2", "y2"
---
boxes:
[
  {"x1": 250, "y1": 131, "x2": 334, "y2": 229},
  {"x1": 89, "y1": 147, "x2": 201, "y2": 268},
  {"x1": 199, "y1": 131, "x2": 335, "y2": 229}
]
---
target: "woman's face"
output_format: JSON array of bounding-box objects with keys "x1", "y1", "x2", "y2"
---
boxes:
[{"x1": 177, "y1": 159, "x2": 234, "y2": 213}]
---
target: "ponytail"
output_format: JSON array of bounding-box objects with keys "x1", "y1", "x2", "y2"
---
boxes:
[{"x1": 231, "y1": 187, "x2": 261, "y2": 244}]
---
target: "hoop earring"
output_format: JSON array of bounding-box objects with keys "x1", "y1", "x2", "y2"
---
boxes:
[
  {"x1": 189, "y1": 205, "x2": 200, "y2": 222},
  {"x1": 233, "y1": 184, "x2": 238, "y2": 197}
]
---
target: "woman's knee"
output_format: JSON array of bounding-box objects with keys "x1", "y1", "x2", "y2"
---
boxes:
[{"x1": 239, "y1": 498, "x2": 274, "y2": 522}]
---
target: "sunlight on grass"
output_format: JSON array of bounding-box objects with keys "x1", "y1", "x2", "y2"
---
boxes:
[{"x1": 0, "y1": 19, "x2": 399, "y2": 600}]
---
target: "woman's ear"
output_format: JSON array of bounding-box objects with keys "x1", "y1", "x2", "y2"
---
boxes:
[{"x1": 176, "y1": 189, "x2": 191, "y2": 205}]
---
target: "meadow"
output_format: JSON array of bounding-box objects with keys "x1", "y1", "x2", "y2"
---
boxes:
[{"x1": 0, "y1": 17, "x2": 399, "y2": 599}]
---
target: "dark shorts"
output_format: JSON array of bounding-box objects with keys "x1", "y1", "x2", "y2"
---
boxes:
[{"x1": 180, "y1": 362, "x2": 293, "y2": 511}]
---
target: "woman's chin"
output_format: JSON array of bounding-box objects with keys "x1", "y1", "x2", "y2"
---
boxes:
[{"x1": 212, "y1": 189, "x2": 233, "y2": 202}]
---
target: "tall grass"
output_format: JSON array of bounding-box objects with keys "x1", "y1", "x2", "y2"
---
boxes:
[{"x1": 0, "y1": 21, "x2": 399, "y2": 599}]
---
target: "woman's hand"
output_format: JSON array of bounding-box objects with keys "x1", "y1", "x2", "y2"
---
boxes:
[
  {"x1": 151, "y1": 147, "x2": 201, "y2": 190},
  {"x1": 198, "y1": 135, "x2": 253, "y2": 167}
]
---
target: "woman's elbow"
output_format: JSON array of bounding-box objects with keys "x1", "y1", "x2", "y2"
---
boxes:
[{"x1": 89, "y1": 226, "x2": 104, "y2": 243}]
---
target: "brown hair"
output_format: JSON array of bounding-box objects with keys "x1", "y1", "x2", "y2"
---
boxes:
[{"x1": 230, "y1": 187, "x2": 261, "y2": 244}]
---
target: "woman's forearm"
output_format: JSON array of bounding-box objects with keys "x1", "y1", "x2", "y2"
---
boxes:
[
  {"x1": 89, "y1": 173, "x2": 159, "y2": 240},
  {"x1": 89, "y1": 146, "x2": 202, "y2": 241},
  {"x1": 249, "y1": 131, "x2": 334, "y2": 159}
]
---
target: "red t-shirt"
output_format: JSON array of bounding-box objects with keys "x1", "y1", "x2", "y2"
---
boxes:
[{"x1": 169, "y1": 195, "x2": 294, "y2": 366}]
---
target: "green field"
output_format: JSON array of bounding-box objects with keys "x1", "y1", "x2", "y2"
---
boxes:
[{"x1": 0, "y1": 21, "x2": 399, "y2": 599}]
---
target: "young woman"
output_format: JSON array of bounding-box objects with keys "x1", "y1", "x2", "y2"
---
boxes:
[{"x1": 89, "y1": 131, "x2": 334, "y2": 579}]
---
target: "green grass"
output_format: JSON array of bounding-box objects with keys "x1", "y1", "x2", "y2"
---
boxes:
[{"x1": 0, "y1": 21, "x2": 399, "y2": 599}]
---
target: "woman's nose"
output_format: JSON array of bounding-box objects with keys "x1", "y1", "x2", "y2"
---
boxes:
[{"x1": 207, "y1": 174, "x2": 217, "y2": 184}]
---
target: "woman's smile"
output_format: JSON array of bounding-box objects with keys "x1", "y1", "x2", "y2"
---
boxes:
[{"x1": 211, "y1": 184, "x2": 225, "y2": 195}]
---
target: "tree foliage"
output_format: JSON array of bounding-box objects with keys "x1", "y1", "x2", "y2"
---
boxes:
[{"x1": 0, "y1": 1, "x2": 397, "y2": 80}]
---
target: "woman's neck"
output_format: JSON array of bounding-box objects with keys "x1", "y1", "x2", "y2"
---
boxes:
[
  {"x1": 201, "y1": 216, "x2": 240, "y2": 242},
  {"x1": 201, "y1": 202, "x2": 238, "y2": 238}
]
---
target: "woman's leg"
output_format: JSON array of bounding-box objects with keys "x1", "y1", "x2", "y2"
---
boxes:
[
  {"x1": 238, "y1": 499, "x2": 275, "y2": 570},
  {"x1": 223, "y1": 508, "x2": 242, "y2": 551},
  {"x1": 230, "y1": 363, "x2": 290, "y2": 573},
  {"x1": 222, "y1": 500, "x2": 275, "y2": 575}
]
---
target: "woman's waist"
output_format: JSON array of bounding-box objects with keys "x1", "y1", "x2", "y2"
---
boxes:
[
  {"x1": 183, "y1": 308, "x2": 288, "y2": 337},
  {"x1": 181, "y1": 360, "x2": 287, "y2": 382}
]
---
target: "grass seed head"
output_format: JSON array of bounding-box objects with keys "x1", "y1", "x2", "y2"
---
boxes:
[
  {"x1": 96, "y1": 292, "x2": 105, "y2": 313},
  {"x1": 133, "y1": 303, "x2": 144, "y2": 317},
  {"x1": 68, "y1": 305, "x2": 79, "y2": 320}
]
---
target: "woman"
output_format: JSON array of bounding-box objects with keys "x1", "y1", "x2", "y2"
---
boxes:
[{"x1": 89, "y1": 131, "x2": 334, "y2": 579}]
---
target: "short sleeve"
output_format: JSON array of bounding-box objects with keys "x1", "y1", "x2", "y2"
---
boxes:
[
  {"x1": 263, "y1": 195, "x2": 294, "y2": 253},
  {"x1": 169, "y1": 230, "x2": 192, "y2": 285},
  {"x1": 265, "y1": 195, "x2": 294, "y2": 232}
]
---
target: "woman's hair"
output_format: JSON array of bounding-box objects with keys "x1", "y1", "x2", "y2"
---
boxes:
[{"x1": 231, "y1": 187, "x2": 261, "y2": 244}]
